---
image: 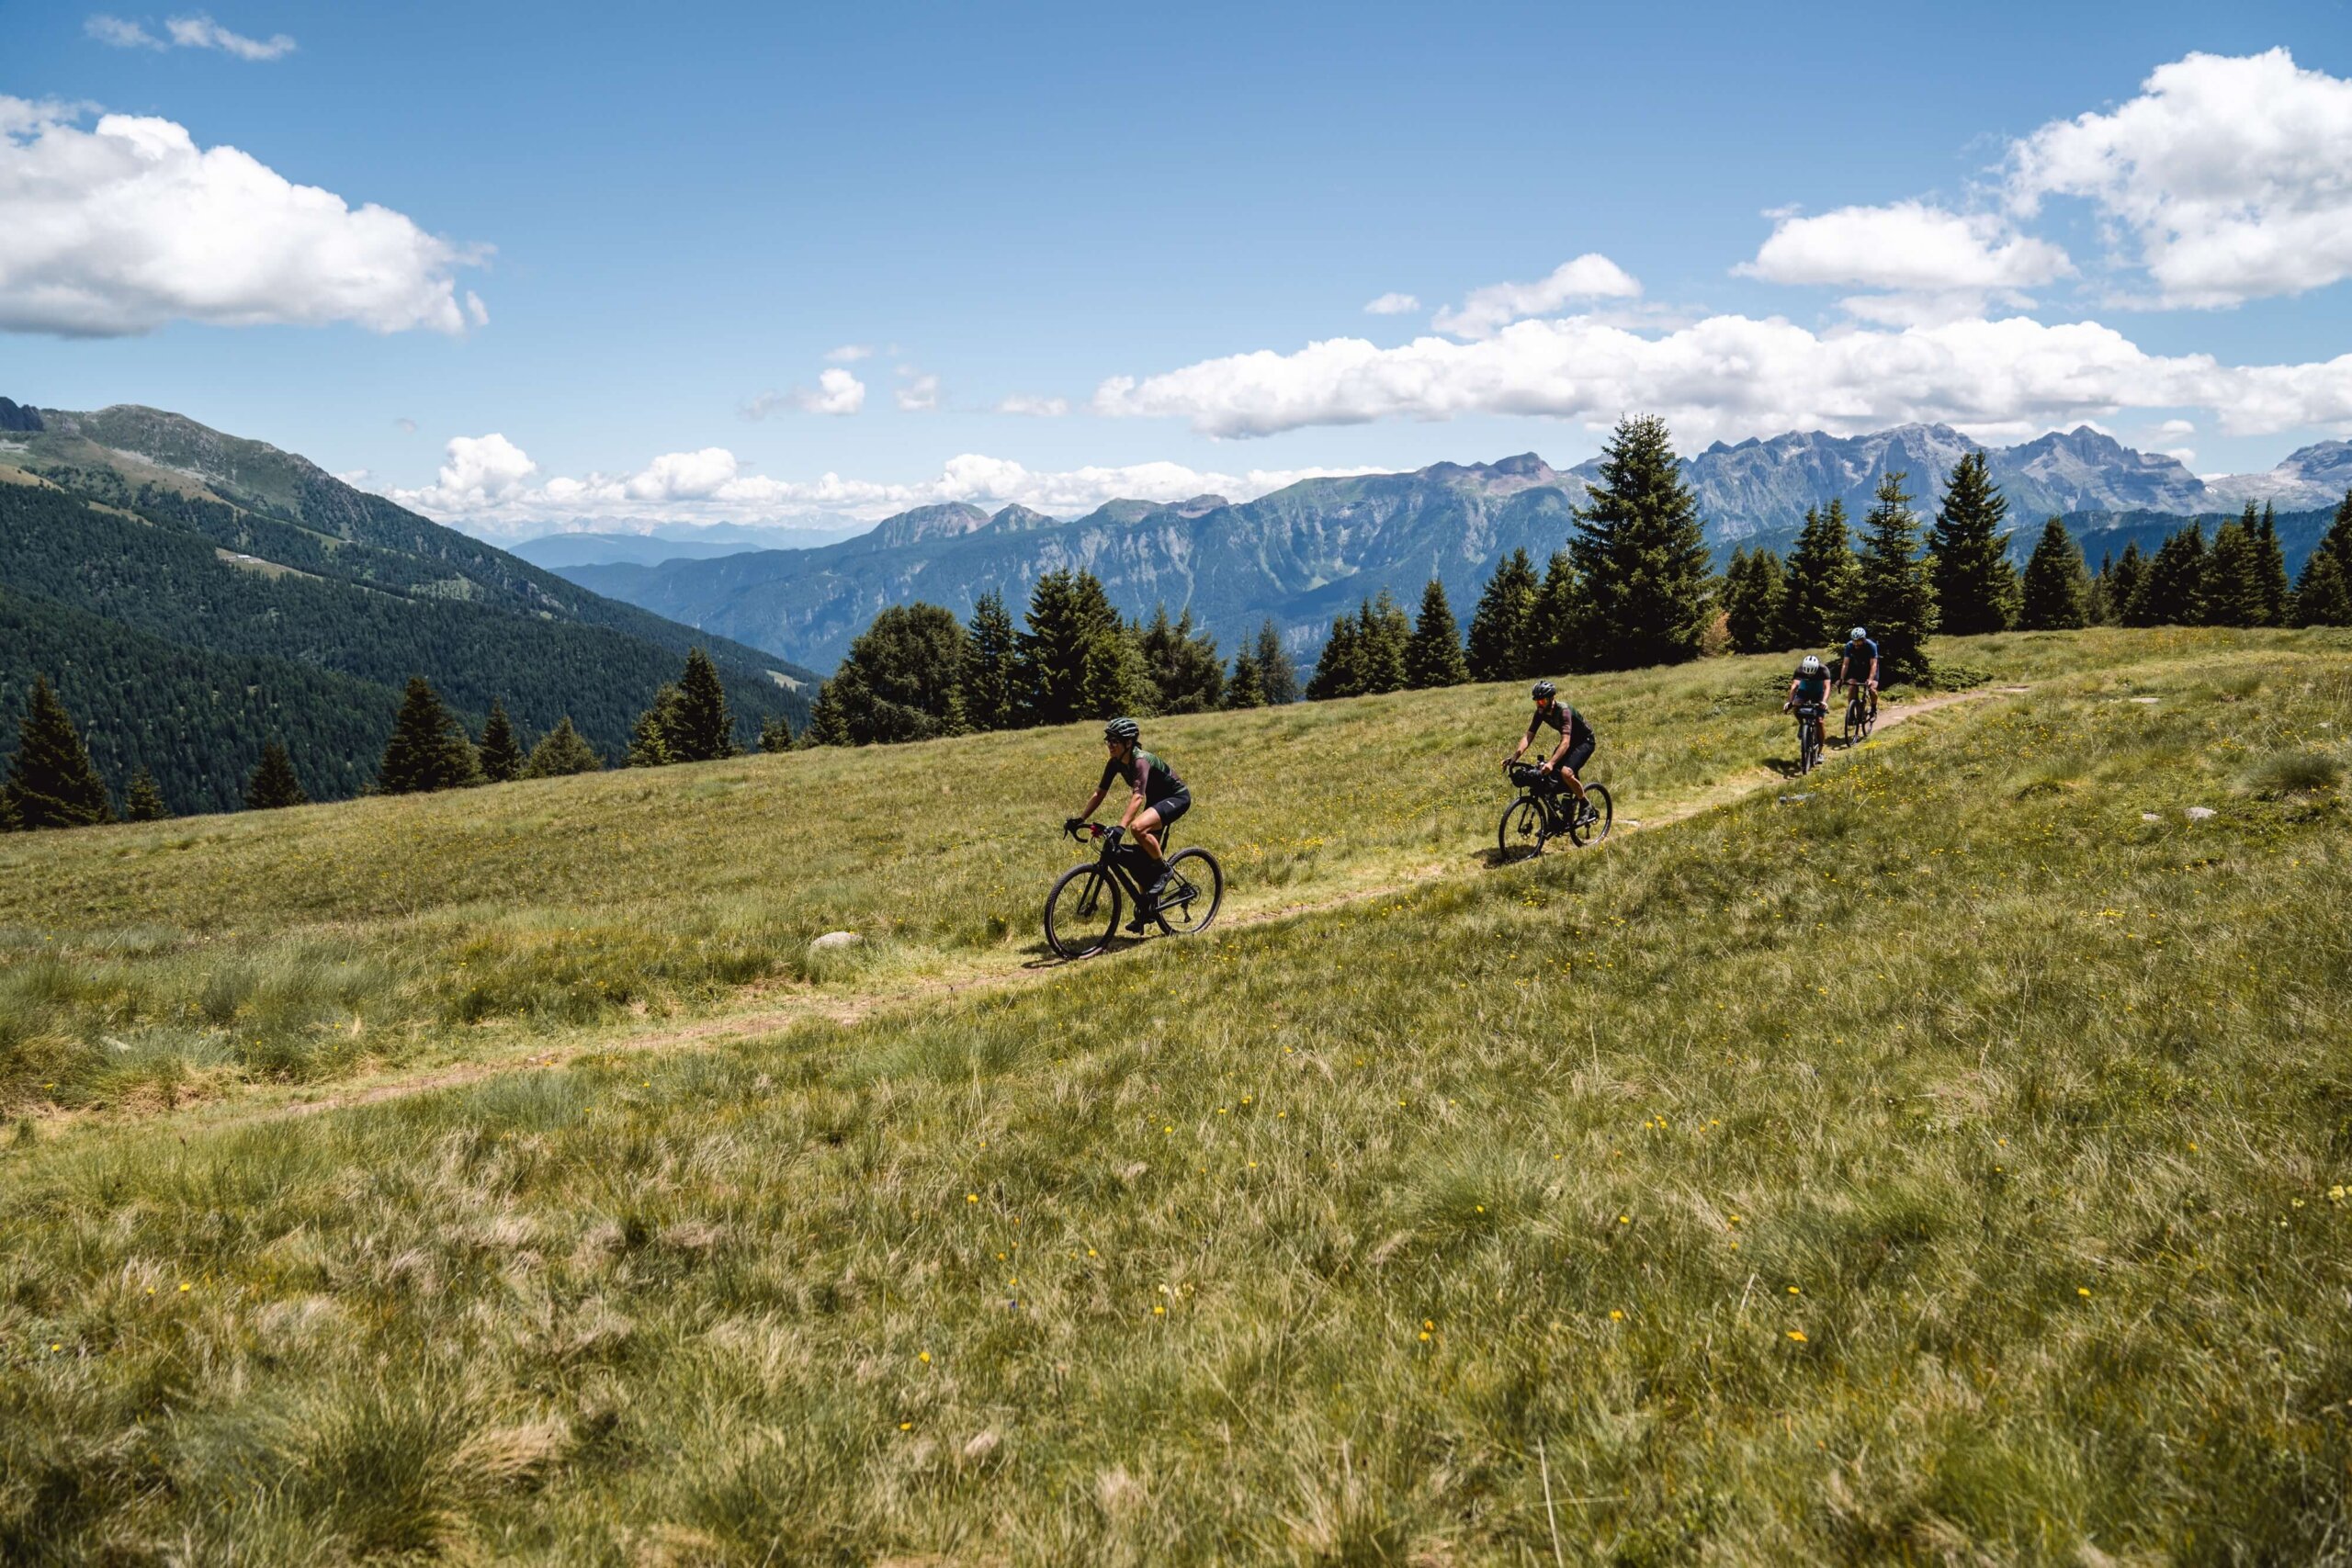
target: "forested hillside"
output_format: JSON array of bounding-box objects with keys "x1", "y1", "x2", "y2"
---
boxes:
[{"x1": 0, "y1": 406, "x2": 818, "y2": 813}]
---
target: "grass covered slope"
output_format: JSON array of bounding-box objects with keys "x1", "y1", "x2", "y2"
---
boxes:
[
  {"x1": 2, "y1": 634, "x2": 2347, "y2": 1562},
  {"x1": 2, "y1": 626, "x2": 2277, "y2": 1122}
]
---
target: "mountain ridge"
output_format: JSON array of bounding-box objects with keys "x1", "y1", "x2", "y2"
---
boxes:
[{"x1": 555, "y1": 425, "x2": 2346, "y2": 668}]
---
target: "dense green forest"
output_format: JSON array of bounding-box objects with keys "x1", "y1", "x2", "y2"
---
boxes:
[{"x1": 0, "y1": 457, "x2": 815, "y2": 814}]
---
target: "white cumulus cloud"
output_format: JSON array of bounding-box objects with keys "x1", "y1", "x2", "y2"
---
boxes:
[
  {"x1": 895, "y1": 371, "x2": 941, "y2": 412},
  {"x1": 1738, "y1": 200, "x2": 2073, "y2": 324},
  {"x1": 1430, "y1": 254, "x2": 1642, "y2": 339},
  {"x1": 2009, "y1": 48, "x2": 2352, "y2": 307},
  {"x1": 401, "y1": 434, "x2": 537, "y2": 511},
  {"x1": 996, "y1": 393, "x2": 1069, "y2": 417},
  {"x1": 1363, "y1": 291, "x2": 1421, "y2": 315},
  {"x1": 825, "y1": 343, "x2": 875, "y2": 362},
  {"x1": 1092, "y1": 310, "x2": 2352, "y2": 445},
  {"x1": 743, "y1": 367, "x2": 866, "y2": 418},
  {"x1": 0, "y1": 97, "x2": 483, "y2": 336}
]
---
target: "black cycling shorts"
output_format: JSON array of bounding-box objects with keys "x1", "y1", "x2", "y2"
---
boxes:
[
  {"x1": 1145, "y1": 788, "x2": 1190, "y2": 829},
  {"x1": 1558, "y1": 737, "x2": 1595, "y2": 775}
]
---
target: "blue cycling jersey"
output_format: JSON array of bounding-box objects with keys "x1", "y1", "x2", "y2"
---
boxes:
[{"x1": 1841, "y1": 637, "x2": 1879, "y2": 678}]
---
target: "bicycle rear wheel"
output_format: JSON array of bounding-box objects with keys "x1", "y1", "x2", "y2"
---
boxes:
[
  {"x1": 1044, "y1": 864, "x2": 1121, "y2": 958},
  {"x1": 1567, "y1": 784, "x2": 1612, "y2": 845},
  {"x1": 1498, "y1": 795, "x2": 1547, "y2": 862},
  {"x1": 1152, "y1": 848, "x2": 1223, "y2": 935}
]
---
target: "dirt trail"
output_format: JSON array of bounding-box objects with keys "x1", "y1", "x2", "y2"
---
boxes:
[{"x1": 243, "y1": 687, "x2": 2004, "y2": 1125}]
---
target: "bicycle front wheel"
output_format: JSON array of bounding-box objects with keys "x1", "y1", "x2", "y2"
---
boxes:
[
  {"x1": 1845, "y1": 699, "x2": 1866, "y2": 748},
  {"x1": 1498, "y1": 795, "x2": 1547, "y2": 862},
  {"x1": 1044, "y1": 864, "x2": 1121, "y2": 958},
  {"x1": 1568, "y1": 783, "x2": 1612, "y2": 845},
  {"x1": 1153, "y1": 848, "x2": 1223, "y2": 935}
]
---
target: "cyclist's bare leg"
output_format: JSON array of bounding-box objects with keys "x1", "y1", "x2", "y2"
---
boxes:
[
  {"x1": 1131, "y1": 806, "x2": 1167, "y2": 866},
  {"x1": 1551, "y1": 762, "x2": 1590, "y2": 807}
]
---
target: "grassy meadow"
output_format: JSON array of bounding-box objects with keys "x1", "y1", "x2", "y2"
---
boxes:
[
  {"x1": 0, "y1": 626, "x2": 2301, "y2": 1124},
  {"x1": 2, "y1": 626, "x2": 2350, "y2": 1562}
]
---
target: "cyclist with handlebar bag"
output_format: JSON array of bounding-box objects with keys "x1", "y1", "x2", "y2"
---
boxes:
[
  {"x1": 1504, "y1": 681, "x2": 1597, "y2": 823},
  {"x1": 1067, "y1": 717, "x2": 1191, "y2": 933}
]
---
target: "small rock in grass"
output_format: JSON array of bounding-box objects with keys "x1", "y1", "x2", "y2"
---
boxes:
[
  {"x1": 2185, "y1": 807, "x2": 2217, "y2": 821},
  {"x1": 2132, "y1": 696, "x2": 2160, "y2": 705},
  {"x1": 2141, "y1": 813, "x2": 2161, "y2": 823},
  {"x1": 810, "y1": 931, "x2": 861, "y2": 951},
  {"x1": 1777, "y1": 793, "x2": 1811, "y2": 805}
]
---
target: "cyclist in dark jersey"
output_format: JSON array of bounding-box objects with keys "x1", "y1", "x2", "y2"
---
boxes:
[
  {"x1": 1837, "y1": 626, "x2": 1880, "y2": 720},
  {"x1": 1784, "y1": 653, "x2": 1832, "y2": 745},
  {"x1": 1069, "y1": 716, "x2": 1191, "y2": 929},
  {"x1": 1504, "y1": 681, "x2": 1596, "y2": 818}
]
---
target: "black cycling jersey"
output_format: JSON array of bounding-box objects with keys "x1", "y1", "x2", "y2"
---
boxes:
[
  {"x1": 1525, "y1": 701, "x2": 1593, "y2": 749},
  {"x1": 1791, "y1": 667, "x2": 1830, "y2": 704},
  {"x1": 1101, "y1": 747, "x2": 1185, "y2": 800}
]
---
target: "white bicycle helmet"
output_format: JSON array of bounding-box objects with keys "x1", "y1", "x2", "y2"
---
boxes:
[
  {"x1": 1801, "y1": 655, "x2": 1823, "y2": 673},
  {"x1": 1849, "y1": 626, "x2": 1868, "y2": 640}
]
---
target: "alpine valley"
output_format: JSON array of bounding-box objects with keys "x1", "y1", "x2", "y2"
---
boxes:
[
  {"x1": 0, "y1": 400, "x2": 817, "y2": 814},
  {"x1": 550, "y1": 423, "x2": 2352, "y2": 668}
]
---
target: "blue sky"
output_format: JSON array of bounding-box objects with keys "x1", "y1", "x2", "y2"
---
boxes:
[{"x1": 5, "y1": 0, "x2": 2350, "y2": 537}]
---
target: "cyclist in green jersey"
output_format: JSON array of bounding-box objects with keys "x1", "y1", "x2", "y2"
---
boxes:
[{"x1": 1068, "y1": 717, "x2": 1192, "y2": 931}]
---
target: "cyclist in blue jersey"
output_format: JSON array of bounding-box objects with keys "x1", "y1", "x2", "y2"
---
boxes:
[
  {"x1": 1784, "y1": 653, "x2": 1832, "y2": 725},
  {"x1": 1837, "y1": 626, "x2": 1880, "y2": 721}
]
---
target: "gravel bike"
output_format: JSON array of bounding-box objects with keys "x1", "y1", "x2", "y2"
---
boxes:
[
  {"x1": 1497, "y1": 761, "x2": 1611, "y2": 862},
  {"x1": 1843, "y1": 683, "x2": 1877, "y2": 748},
  {"x1": 1044, "y1": 821, "x2": 1223, "y2": 959},
  {"x1": 1792, "y1": 702, "x2": 1826, "y2": 774}
]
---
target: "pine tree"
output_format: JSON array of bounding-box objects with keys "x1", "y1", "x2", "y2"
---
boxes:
[
  {"x1": 1926, "y1": 450, "x2": 2018, "y2": 636},
  {"x1": 1306, "y1": 615, "x2": 1362, "y2": 700},
  {"x1": 2132, "y1": 525, "x2": 2206, "y2": 626},
  {"x1": 961, "y1": 589, "x2": 1020, "y2": 730},
  {"x1": 523, "y1": 716, "x2": 604, "y2": 776},
  {"x1": 124, "y1": 766, "x2": 171, "y2": 822},
  {"x1": 2294, "y1": 489, "x2": 2352, "y2": 626},
  {"x1": 3, "y1": 675, "x2": 113, "y2": 828},
  {"x1": 823, "y1": 604, "x2": 970, "y2": 743},
  {"x1": 2104, "y1": 541, "x2": 2149, "y2": 626},
  {"x1": 1853, "y1": 471, "x2": 1938, "y2": 684},
  {"x1": 2292, "y1": 547, "x2": 2352, "y2": 626},
  {"x1": 1722, "y1": 547, "x2": 1788, "y2": 654},
  {"x1": 801, "y1": 681, "x2": 854, "y2": 747},
  {"x1": 1137, "y1": 605, "x2": 1225, "y2": 714},
  {"x1": 1404, "y1": 579, "x2": 1469, "y2": 688},
  {"x1": 244, "y1": 739, "x2": 309, "y2": 809},
  {"x1": 1225, "y1": 650, "x2": 1267, "y2": 709},
  {"x1": 1075, "y1": 580, "x2": 1154, "y2": 721},
  {"x1": 666, "y1": 648, "x2": 739, "y2": 761},
  {"x1": 1253, "y1": 621, "x2": 1298, "y2": 706},
  {"x1": 2019, "y1": 518, "x2": 2090, "y2": 630},
  {"x1": 1465, "y1": 547, "x2": 1541, "y2": 682},
  {"x1": 0, "y1": 789, "x2": 18, "y2": 833},
  {"x1": 2202, "y1": 514, "x2": 2266, "y2": 627},
  {"x1": 1528, "y1": 550, "x2": 1589, "y2": 675},
  {"x1": 2254, "y1": 502, "x2": 2291, "y2": 626},
  {"x1": 1781, "y1": 500, "x2": 1863, "y2": 649},
  {"x1": 626, "y1": 685, "x2": 681, "y2": 766},
  {"x1": 1354, "y1": 591, "x2": 1411, "y2": 694},
  {"x1": 759, "y1": 714, "x2": 794, "y2": 753},
  {"x1": 1569, "y1": 414, "x2": 1713, "y2": 669},
  {"x1": 477, "y1": 699, "x2": 524, "y2": 783},
  {"x1": 1015, "y1": 570, "x2": 1096, "y2": 726},
  {"x1": 378, "y1": 677, "x2": 481, "y2": 793}
]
